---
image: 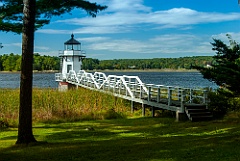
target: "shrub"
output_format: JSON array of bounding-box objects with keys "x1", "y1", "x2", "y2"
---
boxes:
[
  {"x1": 208, "y1": 89, "x2": 234, "y2": 118},
  {"x1": 0, "y1": 119, "x2": 9, "y2": 128},
  {"x1": 102, "y1": 108, "x2": 126, "y2": 119}
]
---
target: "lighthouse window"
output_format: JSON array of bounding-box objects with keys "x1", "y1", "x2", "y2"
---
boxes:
[
  {"x1": 66, "y1": 45, "x2": 72, "y2": 50},
  {"x1": 67, "y1": 65, "x2": 72, "y2": 73}
]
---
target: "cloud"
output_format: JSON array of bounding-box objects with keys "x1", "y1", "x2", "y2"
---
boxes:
[
  {"x1": 36, "y1": 29, "x2": 70, "y2": 34},
  {"x1": 73, "y1": 26, "x2": 128, "y2": 34},
  {"x1": 33, "y1": 0, "x2": 240, "y2": 59},
  {"x1": 78, "y1": 37, "x2": 110, "y2": 42},
  {"x1": 84, "y1": 32, "x2": 240, "y2": 58},
  {"x1": 84, "y1": 34, "x2": 213, "y2": 55},
  {"x1": 91, "y1": 0, "x2": 151, "y2": 13},
  {"x1": 212, "y1": 32, "x2": 240, "y2": 43},
  {"x1": 55, "y1": 6, "x2": 240, "y2": 34},
  {"x1": 35, "y1": 46, "x2": 50, "y2": 50},
  {"x1": 10, "y1": 43, "x2": 22, "y2": 47},
  {"x1": 35, "y1": 50, "x2": 58, "y2": 57}
]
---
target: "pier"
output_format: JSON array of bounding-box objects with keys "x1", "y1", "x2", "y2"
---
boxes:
[
  {"x1": 55, "y1": 70, "x2": 212, "y2": 121},
  {"x1": 55, "y1": 34, "x2": 212, "y2": 121}
]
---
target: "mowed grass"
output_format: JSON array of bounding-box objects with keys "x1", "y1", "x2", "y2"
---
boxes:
[
  {"x1": 1, "y1": 116, "x2": 240, "y2": 161},
  {"x1": 1, "y1": 88, "x2": 240, "y2": 160}
]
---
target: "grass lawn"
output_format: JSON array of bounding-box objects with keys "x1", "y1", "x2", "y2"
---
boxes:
[{"x1": 0, "y1": 117, "x2": 240, "y2": 161}]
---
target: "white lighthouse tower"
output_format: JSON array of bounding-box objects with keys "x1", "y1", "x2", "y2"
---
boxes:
[
  {"x1": 60, "y1": 34, "x2": 86, "y2": 78},
  {"x1": 56, "y1": 34, "x2": 86, "y2": 90}
]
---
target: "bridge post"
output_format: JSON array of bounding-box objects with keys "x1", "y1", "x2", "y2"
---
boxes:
[
  {"x1": 168, "y1": 87, "x2": 172, "y2": 106},
  {"x1": 177, "y1": 87, "x2": 181, "y2": 101},
  {"x1": 156, "y1": 85, "x2": 164, "y2": 103},
  {"x1": 180, "y1": 90, "x2": 185, "y2": 113},
  {"x1": 140, "y1": 85, "x2": 143, "y2": 99},
  {"x1": 203, "y1": 90, "x2": 208, "y2": 109},
  {"x1": 142, "y1": 104, "x2": 145, "y2": 116},
  {"x1": 148, "y1": 86, "x2": 151, "y2": 101},
  {"x1": 113, "y1": 77, "x2": 116, "y2": 93},
  {"x1": 132, "y1": 84, "x2": 136, "y2": 98},
  {"x1": 157, "y1": 86, "x2": 160, "y2": 103},
  {"x1": 151, "y1": 107, "x2": 155, "y2": 117},
  {"x1": 131, "y1": 101, "x2": 134, "y2": 113},
  {"x1": 189, "y1": 89, "x2": 193, "y2": 103},
  {"x1": 176, "y1": 90, "x2": 187, "y2": 121}
]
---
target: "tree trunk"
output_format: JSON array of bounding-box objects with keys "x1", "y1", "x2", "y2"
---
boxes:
[{"x1": 16, "y1": 0, "x2": 37, "y2": 144}]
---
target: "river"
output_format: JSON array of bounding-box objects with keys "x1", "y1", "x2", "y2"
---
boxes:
[{"x1": 0, "y1": 71, "x2": 218, "y2": 89}]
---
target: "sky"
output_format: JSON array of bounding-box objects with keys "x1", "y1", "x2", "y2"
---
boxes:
[{"x1": 0, "y1": 0, "x2": 240, "y2": 60}]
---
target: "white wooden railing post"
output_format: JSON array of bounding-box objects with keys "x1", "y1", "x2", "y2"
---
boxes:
[
  {"x1": 139, "y1": 85, "x2": 143, "y2": 99},
  {"x1": 157, "y1": 87, "x2": 160, "y2": 103},
  {"x1": 132, "y1": 84, "x2": 136, "y2": 98},
  {"x1": 168, "y1": 86, "x2": 172, "y2": 106},
  {"x1": 190, "y1": 88, "x2": 193, "y2": 103},
  {"x1": 156, "y1": 85, "x2": 163, "y2": 103},
  {"x1": 180, "y1": 89, "x2": 185, "y2": 113},
  {"x1": 148, "y1": 86, "x2": 151, "y2": 101},
  {"x1": 177, "y1": 87, "x2": 181, "y2": 101},
  {"x1": 203, "y1": 90, "x2": 208, "y2": 109}
]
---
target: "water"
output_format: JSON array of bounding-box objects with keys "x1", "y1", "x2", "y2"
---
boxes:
[
  {"x1": 0, "y1": 71, "x2": 218, "y2": 89},
  {"x1": 0, "y1": 73, "x2": 58, "y2": 89}
]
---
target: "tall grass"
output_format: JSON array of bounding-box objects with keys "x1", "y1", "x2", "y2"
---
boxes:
[
  {"x1": 0, "y1": 88, "x2": 132, "y2": 126},
  {"x1": 0, "y1": 89, "x2": 19, "y2": 126}
]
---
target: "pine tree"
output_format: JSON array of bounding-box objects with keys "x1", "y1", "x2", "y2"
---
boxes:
[
  {"x1": 194, "y1": 35, "x2": 240, "y2": 96},
  {"x1": 0, "y1": 0, "x2": 107, "y2": 144}
]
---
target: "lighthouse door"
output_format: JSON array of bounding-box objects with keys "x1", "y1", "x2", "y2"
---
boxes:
[{"x1": 67, "y1": 65, "x2": 72, "y2": 73}]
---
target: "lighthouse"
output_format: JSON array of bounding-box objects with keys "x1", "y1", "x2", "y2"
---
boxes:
[
  {"x1": 60, "y1": 34, "x2": 86, "y2": 78},
  {"x1": 56, "y1": 34, "x2": 86, "y2": 90}
]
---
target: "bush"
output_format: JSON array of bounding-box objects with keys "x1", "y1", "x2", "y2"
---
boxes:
[
  {"x1": 208, "y1": 89, "x2": 235, "y2": 118},
  {"x1": 0, "y1": 119, "x2": 9, "y2": 128},
  {"x1": 103, "y1": 108, "x2": 126, "y2": 119}
]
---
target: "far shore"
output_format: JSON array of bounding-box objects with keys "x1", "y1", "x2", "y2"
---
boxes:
[
  {"x1": 87, "y1": 69, "x2": 199, "y2": 73},
  {"x1": 0, "y1": 69, "x2": 199, "y2": 73},
  {"x1": 0, "y1": 70, "x2": 59, "y2": 74}
]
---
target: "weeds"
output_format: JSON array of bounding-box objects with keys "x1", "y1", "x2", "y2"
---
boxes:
[{"x1": 0, "y1": 88, "x2": 132, "y2": 126}]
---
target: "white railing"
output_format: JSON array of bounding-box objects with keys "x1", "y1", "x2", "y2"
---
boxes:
[{"x1": 55, "y1": 70, "x2": 209, "y2": 112}]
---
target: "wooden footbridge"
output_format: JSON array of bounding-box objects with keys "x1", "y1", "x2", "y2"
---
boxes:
[{"x1": 55, "y1": 70, "x2": 212, "y2": 121}]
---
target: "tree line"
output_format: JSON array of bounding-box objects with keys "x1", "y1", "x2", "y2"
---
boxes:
[
  {"x1": 0, "y1": 53, "x2": 60, "y2": 71},
  {"x1": 83, "y1": 56, "x2": 214, "y2": 70},
  {"x1": 0, "y1": 54, "x2": 213, "y2": 71}
]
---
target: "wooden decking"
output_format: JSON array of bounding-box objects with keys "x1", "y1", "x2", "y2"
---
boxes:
[{"x1": 55, "y1": 70, "x2": 212, "y2": 121}]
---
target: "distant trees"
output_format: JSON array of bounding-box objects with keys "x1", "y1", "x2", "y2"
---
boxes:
[
  {"x1": 0, "y1": 54, "x2": 213, "y2": 71},
  {"x1": 34, "y1": 54, "x2": 59, "y2": 71},
  {"x1": 82, "y1": 56, "x2": 213, "y2": 70},
  {"x1": 0, "y1": 53, "x2": 59, "y2": 71}
]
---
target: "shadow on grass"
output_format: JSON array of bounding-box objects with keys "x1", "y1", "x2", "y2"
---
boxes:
[{"x1": 1, "y1": 117, "x2": 240, "y2": 161}]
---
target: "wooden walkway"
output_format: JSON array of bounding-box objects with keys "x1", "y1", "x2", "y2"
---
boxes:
[{"x1": 55, "y1": 70, "x2": 211, "y2": 121}]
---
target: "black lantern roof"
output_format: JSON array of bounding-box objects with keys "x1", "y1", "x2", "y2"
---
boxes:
[{"x1": 64, "y1": 34, "x2": 81, "y2": 45}]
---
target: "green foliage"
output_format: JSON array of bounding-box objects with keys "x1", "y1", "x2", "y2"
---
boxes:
[
  {"x1": 208, "y1": 87, "x2": 240, "y2": 118},
  {"x1": 102, "y1": 108, "x2": 126, "y2": 119},
  {"x1": 82, "y1": 56, "x2": 213, "y2": 70},
  {"x1": 0, "y1": 53, "x2": 60, "y2": 71},
  {"x1": 0, "y1": 54, "x2": 214, "y2": 71},
  {"x1": 0, "y1": 0, "x2": 107, "y2": 33},
  {"x1": 208, "y1": 89, "x2": 233, "y2": 118},
  {"x1": 195, "y1": 35, "x2": 240, "y2": 96}
]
